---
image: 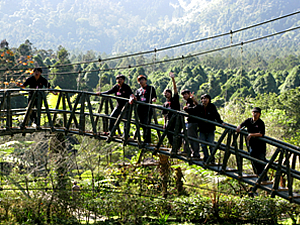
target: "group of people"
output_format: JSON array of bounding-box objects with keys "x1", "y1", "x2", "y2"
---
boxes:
[{"x1": 19, "y1": 68, "x2": 268, "y2": 181}]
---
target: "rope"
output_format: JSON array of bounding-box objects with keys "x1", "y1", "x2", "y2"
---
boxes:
[
  {"x1": 3, "y1": 24, "x2": 299, "y2": 80},
  {"x1": 240, "y1": 42, "x2": 244, "y2": 94}
]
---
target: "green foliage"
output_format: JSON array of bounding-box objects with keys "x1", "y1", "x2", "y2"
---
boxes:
[{"x1": 49, "y1": 47, "x2": 77, "y2": 90}]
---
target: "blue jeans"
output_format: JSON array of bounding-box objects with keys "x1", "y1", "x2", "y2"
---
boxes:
[
  {"x1": 249, "y1": 147, "x2": 268, "y2": 180},
  {"x1": 138, "y1": 106, "x2": 153, "y2": 143},
  {"x1": 199, "y1": 131, "x2": 215, "y2": 161},
  {"x1": 184, "y1": 123, "x2": 199, "y2": 157},
  {"x1": 109, "y1": 106, "x2": 128, "y2": 134}
]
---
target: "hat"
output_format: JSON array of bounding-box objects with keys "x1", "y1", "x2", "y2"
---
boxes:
[
  {"x1": 116, "y1": 74, "x2": 125, "y2": 80},
  {"x1": 137, "y1": 75, "x2": 147, "y2": 81},
  {"x1": 252, "y1": 107, "x2": 261, "y2": 113},
  {"x1": 180, "y1": 89, "x2": 190, "y2": 95}
]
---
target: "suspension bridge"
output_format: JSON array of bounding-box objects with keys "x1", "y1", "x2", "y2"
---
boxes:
[{"x1": 1, "y1": 88, "x2": 300, "y2": 204}]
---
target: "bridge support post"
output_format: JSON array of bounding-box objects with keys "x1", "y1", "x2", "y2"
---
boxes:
[
  {"x1": 153, "y1": 113, "x2": 176, "y2": 155},
  {"x1": 123, "y1": 104, "x2": 133, "y2": 146},
  {"x1": 206, "y1": 128, "x2": 229, "y2": 166},
  {"x1": 5, "y1": 91, "x2": 12, "y2": 129},
  {"x1": 21, "y1": 91, "x2": 37, "y2": 128},
  {"x1": 133, "y1": 103, "x2": 142, "y2": 148},
  {"x1": 106, "y1": 103, "x2": 129, "y2": 143},
  {"x1": 271, "y1": 149, "x2": 284, "y2": 197},
  {"x1": 221, "y1": 130, "x2": 233, "y2": 171}
]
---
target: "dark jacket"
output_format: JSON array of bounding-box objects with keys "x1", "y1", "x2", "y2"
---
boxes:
[
  {"x1": 184, "y1": 103, "x2": 223, "y2": 132},
  {"x1": 102, "y1": 83, "x2": 133, "y2": 108}
]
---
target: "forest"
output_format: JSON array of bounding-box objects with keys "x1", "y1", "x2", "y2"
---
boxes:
[
  {"x1": 1, "y1": 38, "x2": 300, "y2": 224},
  {"x1": 0, "y1": 0, "x2": 300, "y2": 55}
]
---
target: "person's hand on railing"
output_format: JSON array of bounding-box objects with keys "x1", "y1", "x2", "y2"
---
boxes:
[
  {"x1": 50, "y1": 90, "x2": 58, "y2": 95},
  {"x1": 97, "y1": 92, "x2": 101, "y2": 95}
]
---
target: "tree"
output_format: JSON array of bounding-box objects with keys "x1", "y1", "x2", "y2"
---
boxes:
[
  {"x1": 280, "y1": 65, "x2": 300, "y2": 93},
  {"x1": 253, "y1": 72, "x2": 277, "y2": 94},
  {"x1": 83, "y1": 63, "x2": 100, "y2": 91},
  {"x1": 17, "y1": 39, "x2": 32, "y2": 57},
  {"x1": 49, "y1": 47, "x2": 77, "y2": 90}
]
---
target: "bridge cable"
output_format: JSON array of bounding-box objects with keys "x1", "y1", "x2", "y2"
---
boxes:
[
  {"x1": 9, "y1": 24, "x2": 300, "y2": 79},
  {"x1": 1, "y1": 23, "x2": 300, "y2": 91},
  {"x1": 1, "y1": 10, "x2": 300, "y2": 76},
  {"x1": 29, "y1": 10, "x2": 300, "y2": 70}
]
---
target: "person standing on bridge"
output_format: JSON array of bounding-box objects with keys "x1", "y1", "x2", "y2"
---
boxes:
[
  {"x1": 236, "y1": 107, "x2": 268, "y2": 181},
  {"x1": 130, "y1": 75, "x2": 157, "y2": 145},
  {"x1": 17, "y1": 68, "x2": 51, "y2": 125},
  {"x1": 97, "y1": 74, "x2": 133, "y2": 135},
  {"x1": 181, "y1": 89, "x2": 199, "y2": 158},
  {"x1": 162, "y1": 72, "x2": 181, "y2": 148},
  {"x1": 184, "y1": 93, "x2": 224, "y2": 161},
  {"x1": 198, "y1": 94, "x2": 224, "y2": 162}
]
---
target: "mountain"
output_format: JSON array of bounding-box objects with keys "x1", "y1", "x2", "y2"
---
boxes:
[{"x1": 0, "y1": 0, "x2": 299, "y2": 55}]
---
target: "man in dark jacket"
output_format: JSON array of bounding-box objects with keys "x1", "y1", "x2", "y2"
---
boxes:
[
  {"x1": 236, "y1": 107, "x2": 268, "y2": 181},
  {"x1": 130, "y1": 75, "x2": 157, "y2": 144},
  {"x1": 97, "y1": 74, "x2": 133, "y2": 134},
  {"x1": 198, "y1": 94, "x2": 224, "y2": 162},
  {"x1": 184, "y1": 94, "x2": 224, "y2": 161},
  {"x1": 17, "y1": 68, "x2": 51, "y2": 124},
  {"x1": 182, "y1": 89, "x2": 199, "y2": 158}
]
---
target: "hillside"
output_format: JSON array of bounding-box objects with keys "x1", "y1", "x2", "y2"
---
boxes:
[{"x1": 0, "y1": 0, "x2": 299, "y2": 55}]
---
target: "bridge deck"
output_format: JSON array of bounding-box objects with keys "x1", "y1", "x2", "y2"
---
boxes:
[{"x1": 0, "y1": 88, "x2": 300, "y2": 204}]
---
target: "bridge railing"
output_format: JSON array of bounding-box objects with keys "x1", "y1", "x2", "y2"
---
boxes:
[{"x1": 0, "y1": 88, "x2": 300, "y2": 203}]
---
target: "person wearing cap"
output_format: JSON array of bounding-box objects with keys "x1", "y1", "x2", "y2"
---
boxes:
[
  {"x1": 130, "y1": 74, "x2": 157, "y2": 144},
  {"x1": 17, "y1": 68, "x2": 51, "y2": 125},
  {"x1": 181, "y1": 89, "x2": 199, "y2": 158},
  {"x1": 97, "y1": 74, "x2": 133, "y2": 133},
  {"x1": 236, "y1": 107, "x2": 268, "y2": 181},
  {"x1": 162, "y1": 72, "x2": 181, "y2": 147}
]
